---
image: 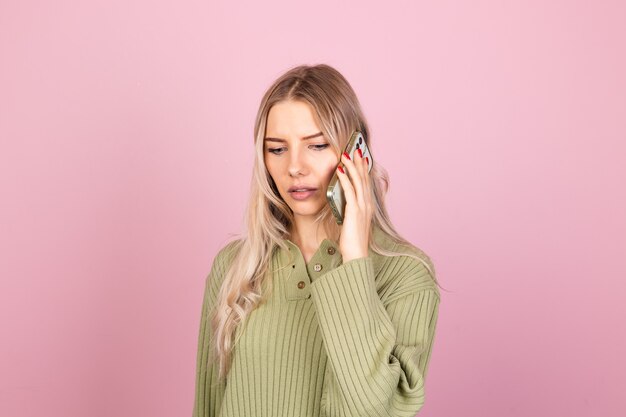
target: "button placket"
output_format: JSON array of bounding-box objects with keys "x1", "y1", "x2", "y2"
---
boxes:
[
  {"x1": 286, "y1": 266, "x2": 311, "y2": 300},
  {"x1": 280, "y1": 238, "x2": 341, "y2": 301},
  {"x1": 307, "y1": 239, "x2": 339, "y2": 281},
  {"x1": 282, "y1": 241, "x2": 312, "y2": 300}
]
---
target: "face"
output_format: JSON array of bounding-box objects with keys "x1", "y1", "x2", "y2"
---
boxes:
[{"x1": 264, "y1": 100, "x2": 339, "y2": 219}]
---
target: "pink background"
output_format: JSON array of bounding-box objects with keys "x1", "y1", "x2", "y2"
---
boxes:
[{"x1": 1, "y1": 1, "x2": 625, "y2": 416}]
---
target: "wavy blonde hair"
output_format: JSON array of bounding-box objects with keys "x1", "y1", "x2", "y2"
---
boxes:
[{"x1": 210, "y1": 63, "x2": 443, "y2": 381}]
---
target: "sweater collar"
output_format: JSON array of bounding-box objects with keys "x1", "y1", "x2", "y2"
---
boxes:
[{"x1": 276, "y1": 223, "x2": 396, "y2": 273}]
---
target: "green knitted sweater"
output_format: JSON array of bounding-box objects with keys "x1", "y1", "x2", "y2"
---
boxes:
[{"x1": 193, "y1": 226, "x2": 440, "y2": 417}]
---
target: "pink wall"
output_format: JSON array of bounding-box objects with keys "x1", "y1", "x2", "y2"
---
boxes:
[{"x1": 1, "y1": 1, "x2": 624, "y2": 416}]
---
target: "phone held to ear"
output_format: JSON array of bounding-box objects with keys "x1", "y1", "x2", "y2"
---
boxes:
[{"x1": 326, "y1": 131, "x2": 373, "y2": 225}]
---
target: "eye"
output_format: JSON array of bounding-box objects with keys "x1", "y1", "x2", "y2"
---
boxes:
[
  {"x1": 266, "y1": 144, "x2": 329, "y2": 155},
  {"x1": 267, "y1": 147, "x2": 286, "y2": 155}
]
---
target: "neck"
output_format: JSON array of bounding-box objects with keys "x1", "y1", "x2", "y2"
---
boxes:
[
  {"x1": 288, "y1": 214, "x2": 340, "y2": 252},
  {"x1": 289, "y1": 218, "x2": 324, "y2": 250}
]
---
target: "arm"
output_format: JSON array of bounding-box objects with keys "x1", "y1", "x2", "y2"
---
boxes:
[
  {"x1": 309, "y1": 256, "x2": 440, "y2": 417},
  {"x1": 192, "y1": 242, "x2": 237, "y2": 417}
]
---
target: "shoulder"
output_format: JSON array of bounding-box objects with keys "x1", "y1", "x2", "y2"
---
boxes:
[
  {"x1": 214, "y1": 238, "x2": 244, "y2": 269},
  {"x1": 206, "y1": 238, "x2": 244, "y2": 290},
  {"x1": 374, "y1": 240, "x2": 440, "y2": 303}
]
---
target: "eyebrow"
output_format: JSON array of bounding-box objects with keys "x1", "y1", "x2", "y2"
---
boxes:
[{"x1": 264, "y1": 132, "x2": 324, "y2": 143}]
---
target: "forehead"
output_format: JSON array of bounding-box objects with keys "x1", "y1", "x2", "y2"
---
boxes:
[{"x1": 266, "y1": 100, "x2": 321, "y2": 134}]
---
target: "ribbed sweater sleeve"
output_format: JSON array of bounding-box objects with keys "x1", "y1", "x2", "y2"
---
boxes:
[
  {"x1": 309, "y1": 255, "x2": 440, "y2": 417},
  {"x1": 192, "y1": 244, "x2": 232, "y2": 417}
]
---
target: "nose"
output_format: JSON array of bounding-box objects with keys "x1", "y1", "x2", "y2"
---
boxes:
[{"x1": 288, "y1": 147, "x2": 307, "y2": 177}]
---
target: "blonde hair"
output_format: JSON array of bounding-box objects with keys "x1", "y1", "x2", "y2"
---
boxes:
[{"x1": 210, "y1": 63, "x2": 443, "y2": 381}]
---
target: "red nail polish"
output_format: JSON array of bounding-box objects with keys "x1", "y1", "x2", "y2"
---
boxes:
[
  {"x1": 338, "y1": 165, "x2": 344, "y2": 174},
  {"x1": 365, "y1": 156, "x2": 369, "y2": 165},
  {"x1": 358, "y1": 148, "x2": 362, "y2": 158},
  {"x1": 343, "y1": 151, "x2": 351, "y2": 160}
]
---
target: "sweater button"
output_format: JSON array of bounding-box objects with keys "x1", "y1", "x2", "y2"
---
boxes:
[
  {"x1": 327, "y1": 246, "x2": 336, "y2": 255},
  {"x1": 297, "y1": 281, "x2": 306, "y2": 289},
  {"x1": 314, "y1": 263, "x2": 322, "y2": 272}
]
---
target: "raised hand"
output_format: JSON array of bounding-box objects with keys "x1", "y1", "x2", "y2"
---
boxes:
[{"x1": 335, "y1": 148, "x2": 373, "y2": 263}]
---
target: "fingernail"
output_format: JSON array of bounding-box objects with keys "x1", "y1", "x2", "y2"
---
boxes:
[
  {"x1": 338, "y1": 165, "x2": 345, "y2": 173},
  {"x1": 358, "y1": 148, "x2": 362, "y2": 158},
  {"x1": 343, "y1": 151, "x2": 351, "y2": 160},
  {"x1": 365, "y1": 156, "x2": 369, "y2": 165}
]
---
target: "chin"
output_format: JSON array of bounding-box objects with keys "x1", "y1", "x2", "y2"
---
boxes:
[{"x1": 289, "y1": 200, "x2": 325, "y2": 215}]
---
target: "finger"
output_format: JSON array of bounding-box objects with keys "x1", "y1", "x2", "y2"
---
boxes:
[
  {"x1": 336, "y1": 163, "x2": 357, "y2": 208},
  {"x1": 356, "y1": 148, "x2": 369, "y2": 203},
  {"x1": 362, "y1": 152, "x2": 372, "y2": 203},
  {"x1": 354, "y1": 148, "x2": 370, "y2": 208},
  {"x1": 341, "y1": 151, "x2": 365, "y2": 206},
  {"x1": 354, "y1": 148, "x2": 366, "y2": 197}
]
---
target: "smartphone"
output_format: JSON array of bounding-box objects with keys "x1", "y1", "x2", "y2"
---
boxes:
[{"x1": 326, "y1": 131, "x2": 373, "y2": 225}]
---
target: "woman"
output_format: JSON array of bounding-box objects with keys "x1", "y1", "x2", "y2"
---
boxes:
[{"x1": 193, "y1": 64, "x2": 442, "y2": 417}]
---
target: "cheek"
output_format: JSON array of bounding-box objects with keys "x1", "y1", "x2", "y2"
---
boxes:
[
  {"x1": 264, "y1": 159, "x2": 278, "y2": 179},
  {"x1": 264, "y1": 165, "x2": 278, "y2": 189},
  {"x1": 321, "y1": 162, "x2": 338, "y2": 184}
]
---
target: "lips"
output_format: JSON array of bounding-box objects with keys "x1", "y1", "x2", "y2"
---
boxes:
[{"x1": 288, "y1": 185, "x2": 318, "y2": 192}]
